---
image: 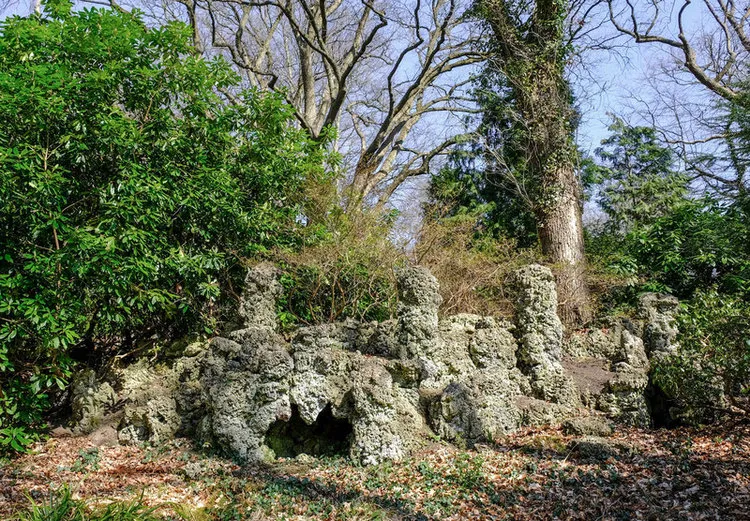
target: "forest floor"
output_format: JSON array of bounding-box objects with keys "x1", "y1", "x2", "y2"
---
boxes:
[{"x1": 1, "y1": 423, "x2": 749, "y2": 520}]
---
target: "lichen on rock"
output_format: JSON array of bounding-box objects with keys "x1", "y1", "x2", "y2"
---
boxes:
[
  {"x1": 70, "y1": 370, "x2": 116, "y2": 435},
  {"x1": 67, "y1": 263, "x2": 680, "y2": 465},
  {"x1": 637, "y1": 293, "x2": 679, "y2": 356},
  {"x1": 396, "y1": 266, "x2": 442, "y2": 359}
]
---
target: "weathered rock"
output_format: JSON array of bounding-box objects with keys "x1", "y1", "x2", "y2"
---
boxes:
[
  {"x1": 511, "y1": 264, "x2": 564, "y2": 368},
  {"x1": 199, "y1": 329, "x2": 292, "y2": 462},
  {"x1": 347, "y1": 361, "x2": 411, "y2": 465},
  {"x1": 510, "y1": 265, "x2": 580, "y2": 410},
  {"x1": 561, "y1": 317, "x2": 652, "y2": 426},
  {"x1": 598, "y1": 329, "x2": 651, "y2": 427},
  {"x1": 638, "y1": 293, "x2": 679, "y2": 355},
  {"x1": 562, "y1": 415, "x2": 614, "y2": 437},
  {"x1": 68, "y1": 341, "x2": 208, "y2": 446},
  {"x1": 515, "y1": 396, "x2": 573, "y2": 426},
  {"x1": 66, "y1": 263, "x2": 682, "y2": 465},
  {"x1": 527, "y1": 365, "x2": 580, "y2": 406},
  {"x1": 565, "y1": 326, "x2": 619, "y2": 359},
  {"x1": 568, "y1": 436, "x2": 635, "y2": 460},
  {"x1": 238, "y1": 262, "x2": 282, "y2": 330},
  {"x1": 428, "y1": 370, "x2": 524, "y2": 446},
  {"x1": 598, "y1": 391, "x2": 651, "y2": 427},
  {"x1": 363, "y1": 320, "x2": 399, "y2": 357},
  {"x1": 396, "y1": 266, "x2": 442, "y2": 359},
  {"x1": 70, "y1": 370, "x2": 117, "y2": 435},
  {"x1": 562, "y1": 358, "x2": 615, "y2": 407},
  {"x1": 195, "y1": 281, "x2": 428, "y2": 465}
]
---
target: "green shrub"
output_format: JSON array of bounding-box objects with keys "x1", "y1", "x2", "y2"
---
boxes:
[
  {"x1": 584, "y1": 122, "x2": 750, "y2": 315},
  {"x1": 652, "y1": 290, "x2": 750, "y2": 423},
  {"x1": 274, "y1": 212, "x2": 400, "y2": 330},
  {"x1": 0, "y1": 1, "x2": 328, "y2": 452}
]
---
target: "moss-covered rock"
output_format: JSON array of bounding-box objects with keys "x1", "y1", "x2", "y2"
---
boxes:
[{"x1": 66, "y1": 264, "x2": 679, "y2": 465}]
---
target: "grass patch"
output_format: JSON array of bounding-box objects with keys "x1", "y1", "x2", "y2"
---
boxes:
[{"x1": 16, "y1": 486, "x2": 159, "y2": 521}]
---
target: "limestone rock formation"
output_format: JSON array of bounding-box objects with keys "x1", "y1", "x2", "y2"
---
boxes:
[
  {"x1": 238, "y1": 262, "x2": 283, "y2": 330},
  {"x1": 562, "y1": 415, "x2": 614, "y2": 437},
  {"x1": 68, "y1": 264, "x2": 679, "y2": 465},
  {"x1": 637, "y1": 293, "x2": 679, "y2": 356},
  {"x1": 563, "y1": 319, "x2": 652, "y2": 427},
  {"x1": 510, "y1": 265, "x2": 579, "y2": 411},
  {"x1": 396, "y1": 266, "x2": 442, "y2": 359},
  {"x1": 70, "y1": 370, "x2": 116, "y2": 434},
  {"x1": 427, "y1": 315, "x2": 527, "y2": 445}
]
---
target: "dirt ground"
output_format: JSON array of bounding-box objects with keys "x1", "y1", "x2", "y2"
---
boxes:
[{"x1": 2, "y1": 423, "x2": 749, "y2": 520}]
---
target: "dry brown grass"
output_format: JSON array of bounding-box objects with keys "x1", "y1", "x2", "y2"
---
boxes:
[
  {"x1": 414, "y1": 213, "x2": 541, "y2": 318},
  {"x1": 273, "y1": 210, "x2": 405, "y2": 327}
]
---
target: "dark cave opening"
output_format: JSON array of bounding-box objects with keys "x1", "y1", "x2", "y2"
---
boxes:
[
  {"x1": 265, "y1": 404, "x2": 353, "y2": 458},
  {"x1": 647, "y1": 383, "x2": 680, "y2": 428}
]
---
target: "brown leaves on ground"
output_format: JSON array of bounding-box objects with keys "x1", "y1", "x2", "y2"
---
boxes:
[{"x1": 1, "y1": 424, "x2": 749, "y2": 520}]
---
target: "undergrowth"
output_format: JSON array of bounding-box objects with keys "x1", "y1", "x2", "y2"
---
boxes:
[{"x1": 16, "y1": 487, "x2": 159, "y2": 521}]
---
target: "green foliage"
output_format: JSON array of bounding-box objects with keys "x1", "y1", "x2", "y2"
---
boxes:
[
  {"x1": 652, "y1": 290, "x2": 750, "y2": 423},
  {"x1": 71, "y1": 448, "x2": 100, "y2": 473},
  {"x1": 274, "y1": 213, "x2": 400, "y2": 330},
  {"x1": 276, "y1": 263, "x2": 396, "y2": 330},
  {"x1": 426, "y1": 68, "x2": 539, "y2": 248},
  {"x1": 421, "y1": 67, "x2": 546, "y2": 318},
  {"x1": 724, "y1": 79, "x2": 750, "y2": 188},
  {"x1": 16, "y1": 486, "x2": 160, "y2": 521},
  {"x1": 583, "y1": 119, "x2": 689, "y2": 234},
  {"x1": 586, "y1": 122, "x2": 750, "y2": 422},
  {"x1": 589, "y1": 197, "x2": 750, "y2": 299},
  {"x1": 0, "y1": 426, "x2": 37, "y2": 453},
  {"x1": 0, "y1": 2, "x2": 328, "y2": 452},
  {"x1": 586, "y1": 121, "x2": 750, "y2": 302}
]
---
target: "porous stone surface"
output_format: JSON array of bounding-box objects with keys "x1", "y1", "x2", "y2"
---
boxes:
[
  {"x1": 70, "y1": 370, "x2": 116, "y2": 434},
  {"x1": 568, "y1": 436, "x2": 635, "y2": 460},
  {"x1": 637, "y1": 293, "x2": 679, "y2": 356},
  {"x1": 599, "y1": 326, "x2": 652, "y2": 427},
  {"x1": 238, "y1": 262, "x2": 283, "y2": 330},
  {"x1": 510, "y1": 265, "x2": 579, "y2": 413},
  {"x1": 396, "y1": 266, "x2": 442, "y2": 359},
  {"x1": 511, "y1": 265, "x2": 563, "y2": 368},
  {"x1": 562, "y1": 318, "x2": 653, "y2": 427},
  {"x1": 562, "y1": 415, "x2": 614, "y2": 437},
  {"x1": 69, "y1": 264, "x2": 679, "y2": 465}
]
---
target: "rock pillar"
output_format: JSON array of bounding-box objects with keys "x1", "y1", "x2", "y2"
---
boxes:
[{"x1": 396, "y1": 266, "x2": 442, "y2": 359}]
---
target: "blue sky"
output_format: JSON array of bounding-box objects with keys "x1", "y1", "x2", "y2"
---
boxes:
[{"x1": 1, "y1": 0, "x2": 711, "y2": 168}]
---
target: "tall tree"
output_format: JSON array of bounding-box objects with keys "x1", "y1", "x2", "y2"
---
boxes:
[
  {"x1": 110, "y1": 0, "x2": 486, "y2": 211},
  {"x1": 584, "y1": 119, "x2": 690, "y2": 233},
  {"x1": 607, "y1": 0, "x2": 750, "y2": 200},
  {"x1": 478, "y1": 0, "x2": 592, "y2": 325},
  {"x1": 425, "y1": 69, "x2": 539, "y2": 249}
]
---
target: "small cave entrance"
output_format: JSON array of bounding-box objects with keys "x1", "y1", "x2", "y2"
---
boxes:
[
  {"x1": 646, "y1": 383, "x2": 680, "y2": 428},
  {"x1": 265, "y1": 404, "x2": 353, "y2": 458}
]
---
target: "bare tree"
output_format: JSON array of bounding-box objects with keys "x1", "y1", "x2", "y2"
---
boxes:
[
  {"x1": 112, "y1": 0, "x2": 486, "y2": 212},
  {"x1": 607, "y1": 0, "x2": 750, "y2": 198}
]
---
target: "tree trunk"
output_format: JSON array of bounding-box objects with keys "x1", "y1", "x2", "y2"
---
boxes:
[
  {"x1": 536, "y1": 164, "x2": 591, "y2": 325},
  {"x1": 521, "y1": 68, "x2": 592, "y2": 326},
  {"x1": 481, "y1": 0, "x2": 592, "y2": 326}
]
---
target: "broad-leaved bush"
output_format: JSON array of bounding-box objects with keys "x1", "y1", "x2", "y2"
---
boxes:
[{"x1": 0, "y1": 1, "x2": 328, "y2": 452}]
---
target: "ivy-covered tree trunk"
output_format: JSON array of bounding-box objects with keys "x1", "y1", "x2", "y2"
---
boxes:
[{"x1": 480, "y1": 0, "x2": 592, "y2": 325}]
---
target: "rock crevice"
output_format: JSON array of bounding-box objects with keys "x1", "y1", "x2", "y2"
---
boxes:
[{"x1": 71, "y1": 264, "x2": 678, "y2": 465}]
